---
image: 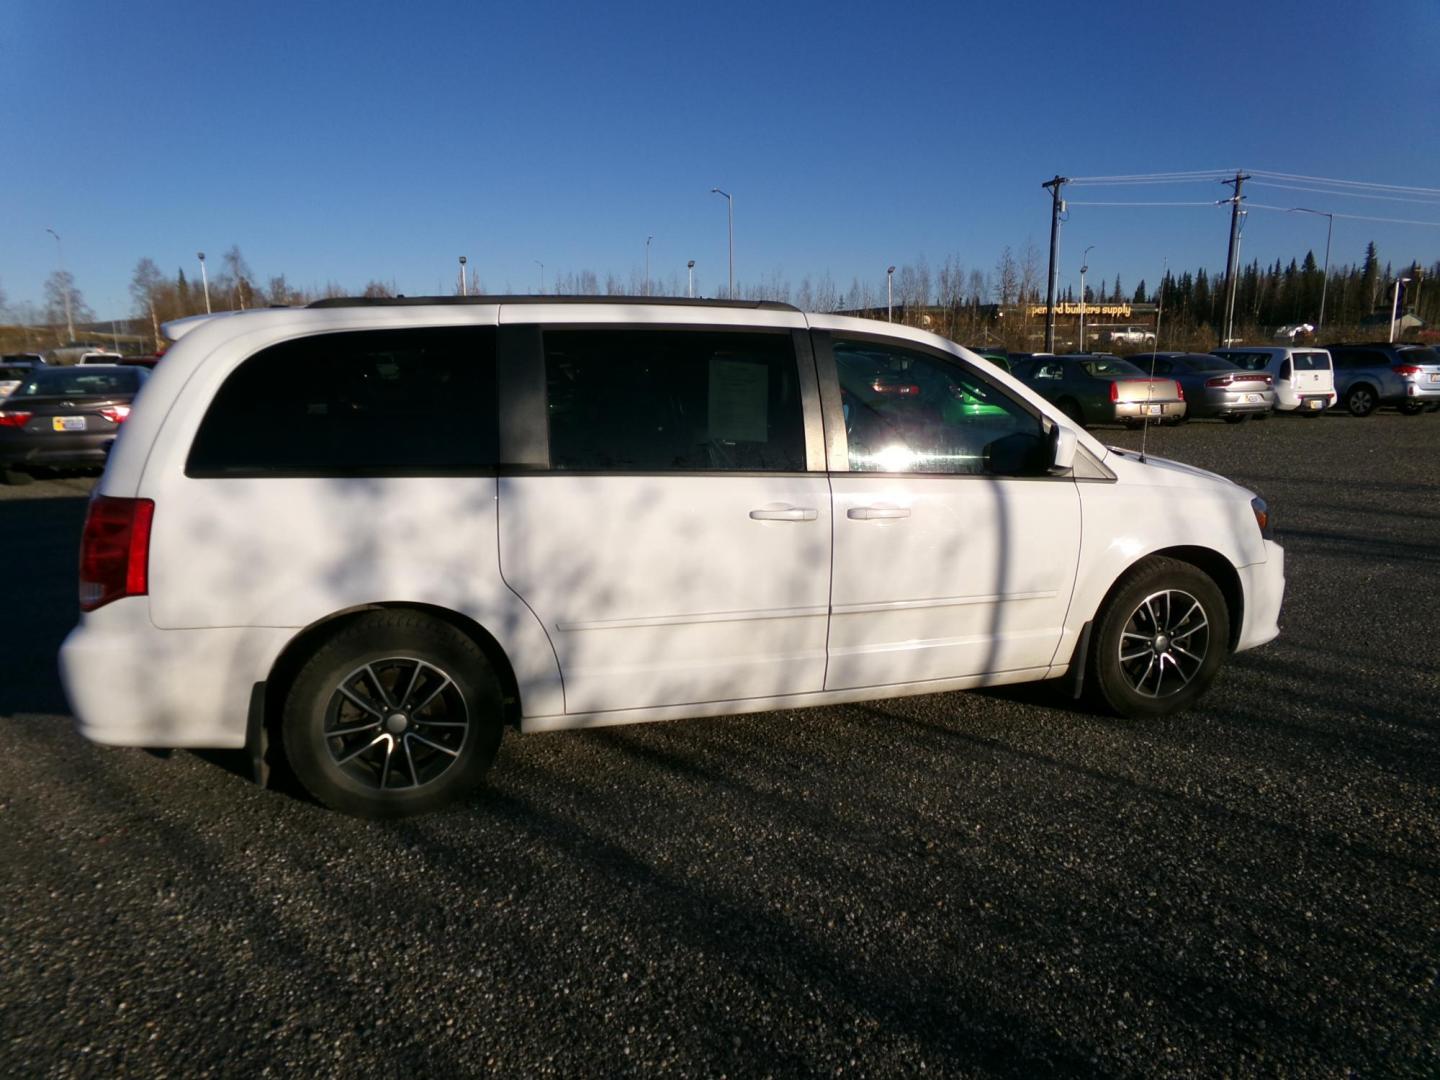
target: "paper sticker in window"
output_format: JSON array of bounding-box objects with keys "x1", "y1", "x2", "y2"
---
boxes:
[{"x1": 708, "y1": 358, "x2": 768, "y2": 442}]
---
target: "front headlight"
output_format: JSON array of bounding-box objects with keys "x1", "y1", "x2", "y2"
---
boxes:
[{"x1": 1251, "y1": 497, "x2": 1275, "y2": 540}]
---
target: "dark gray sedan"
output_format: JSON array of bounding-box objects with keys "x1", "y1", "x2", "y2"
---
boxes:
[
  {"x1": 0, "y1": 365, "x2": 147, "y2": 482},
  {"x1": 1143, "y1": 352, "x2": 1276, "y2": 423}
]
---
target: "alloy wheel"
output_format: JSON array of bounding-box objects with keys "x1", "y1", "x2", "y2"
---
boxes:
[
  {"x1": 323, "y1": 657, "x2": 469, "y2": 791},
  {"x1": 1117, "y1": 589, "x2": 1210, "y2": 698}
]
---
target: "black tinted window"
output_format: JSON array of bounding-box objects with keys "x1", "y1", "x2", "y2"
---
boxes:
[
  {"x1": 188, "y1": 328, "x2": 497, "y2": 476},
  {"x1": 544, "y1": 329, "x2": 805, "y2": 471}
]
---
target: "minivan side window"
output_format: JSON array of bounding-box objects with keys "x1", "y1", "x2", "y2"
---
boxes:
[
  {"x1": 544, "y1": 329, "x2": 805, "y2": 472},
  {"x1": 187, "y1": 328, "x2": 498, "y2": 476},
  {"x1": 834, "y1": 340, "x2": 1048, "y2": 477}
]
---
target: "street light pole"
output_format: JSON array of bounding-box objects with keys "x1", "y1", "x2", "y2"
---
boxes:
[
  {"x1": 1390, "y1": 277, "x2": 1412, "y2": 343},
  {"x1": 458, "y1": 255, "x2": 468, "y2": 296},
  {"x1": 197, "y1": 251, "x2": 211, "y2": 314},
  {"x1": 1290, "y1": 207, "x2": 1334, "y2": 336},
  {"x1": 711, "y1": 188, "x2": 733, "y2": 299},
  {"x1": 687, "y1": 260, "x2": 695, "y2": 299},
  {"x1": 1079, "y1": 244, "x2": 1094, "y2": 351},
  {"x1": 645, "y1": 235, "x2": 653, "y2": 296},
  {"x1": 534, "y1": 260, "x2": 544, "y2": 294},
  {"x1": 45, "y1": 228, "x2": 75, "y2": 343},
  {"x1": 886, "y1": 266, "x2": 896, "y2": 322}
]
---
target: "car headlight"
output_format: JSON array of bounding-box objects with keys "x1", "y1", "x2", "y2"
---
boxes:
[{"x1": 1251, "y1": 497, "x2": 1275, "y2": 540}]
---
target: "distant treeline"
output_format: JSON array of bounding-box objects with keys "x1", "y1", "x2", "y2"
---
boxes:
[{"x1": 3, "y1": 240, "x2": 1435, "y2": 354}]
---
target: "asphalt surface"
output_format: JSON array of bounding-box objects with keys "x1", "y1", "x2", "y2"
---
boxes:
[{"x1": 2, "y1": 412, "x2": 1438, "y2": 1078}]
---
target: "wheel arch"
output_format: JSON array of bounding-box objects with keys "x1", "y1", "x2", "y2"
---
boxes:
[
  {"x1": 1092, "y1": 545, "x2": 1244, "y2": 652},
  {"x1": 262, "y1": 602, "x2": 525, "y2": 740}
]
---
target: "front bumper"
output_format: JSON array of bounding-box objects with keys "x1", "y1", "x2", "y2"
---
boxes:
[
  {"x1": 1235, "y1": 540, "x2": 1285, "y2": 652},
  {"x1": 60, "y1": 598, "x2": 293, "y2": 749}
]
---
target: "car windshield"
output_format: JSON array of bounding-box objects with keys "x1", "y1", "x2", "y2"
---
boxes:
[
  {"x1": 1179, "y1": 356, "x2": 1238, "y2": 372},
  {"x1": 1079, "y1": 358, "x2": 1146, "y2": 377},
  {"x1": 1227, "y1": 354, "x2": 1271, "y2": 372},
  {"x1": 1398, "y1": 347, "x2": 1439, "y2": 365},
  {"x1": 11, "y1": 368, "x2": 142, "y2": 398},
  {"x1": 1293, "y1": 352, "x2": 1330, "y2": 371}
]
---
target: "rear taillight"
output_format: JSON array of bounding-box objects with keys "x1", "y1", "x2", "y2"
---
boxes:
[
  {"x1": 1392, "y1": 364, "x2": 1421, "y2": 376},
  {"x1": 1175, "y1": 382, "x2": 1184, "y2": 400},
  {"x1": 1110, "y1": 382, "x2": 1119, "y2": 402},
  {"x1": 1263, "y1": 375, "x2": 1274, "y2": 385},
  {"x1": 0, "y1": 411, "x2": 32, "y2": 427},
  {"x1": 99, "y1": 405, "x2": 131, "y2": 424},
  {"x1": 1205, "y1": 375, "x2": 1234, "y2": 388},
  {"x1": 78, "y1": 496, "x2": 155, "y2": 612}
]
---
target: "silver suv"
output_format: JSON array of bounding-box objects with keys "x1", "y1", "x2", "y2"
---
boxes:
[{"x1": 1327, "y1": 343, "x2": 1440, "y2": 416}]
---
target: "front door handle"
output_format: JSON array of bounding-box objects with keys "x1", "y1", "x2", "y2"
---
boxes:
[
  {"x1": 847, "y1": 506, "x2": 910, "y2": 520},
  {"x1": 749, "y1": 506, "x2": 819, "y2": 522}
]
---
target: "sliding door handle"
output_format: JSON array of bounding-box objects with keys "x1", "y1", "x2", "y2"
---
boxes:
[{"x1": 749, "y1": 506, "x2": 819, "y2": 522}]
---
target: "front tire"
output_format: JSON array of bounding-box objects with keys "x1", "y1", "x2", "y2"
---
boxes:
[
  {"x1": 281, "y1": 611, "x2": 504, "y2": 818},
  {"x1": 1087, "y1": 557, "x2": 1230, "y2": 718}
]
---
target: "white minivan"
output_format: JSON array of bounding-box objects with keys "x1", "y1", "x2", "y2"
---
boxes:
[
  {"x1": 60, "y1": 298, "x2": 1285, "y2": 817},
  {"x1": 1212, "y1": 345, "x2": 1337, "y2": 414}
]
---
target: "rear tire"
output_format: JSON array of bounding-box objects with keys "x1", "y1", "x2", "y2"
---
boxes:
[
  {"x1": 1344, "y1": 384, "x2": 1378, "y2": 417},
  {"x1": 281, "y1": 611, "x2": 504, "y2": 818},
  {"x1": 1086, "y1": 557, "x2": 1230, "y2": 719}
]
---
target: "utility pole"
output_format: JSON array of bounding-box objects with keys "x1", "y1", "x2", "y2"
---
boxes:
[
  {"x1": 687, "y1": 259, "x2": 695, "y2": 299},
  {"x1": 458, "y1": 255, "x2": 468, "y2": 296},
  {"x1": 644, "y1": 235, "x2": 653, "y2": 296},
  {"x1": 1219, "y1": 171, "x2": 1249, "y2": 346},
  {"x1": 46, "y1": 228, "x2": 76, "y2": 343},
  {"x1": 1042, "y1": 175, "x2": 1067, "y2": 351},
  {"x1": 1079, "y1": 245, "x2": 1093, "y2": 352}
]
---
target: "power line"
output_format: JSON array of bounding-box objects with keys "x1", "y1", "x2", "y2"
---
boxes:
[
  {"x1": 1249, "y1": 170, "x2": 1440, "y2": 197},
  {"x1": 1065, "y1": 200, "x2": 1223, "y2": 207},
  {"x1": 1245, "y1": 202, "x2": 1440, "y2": 228},
  {"x1": 1248, "y1": 181, "x2": 1440, "y2": 206}
]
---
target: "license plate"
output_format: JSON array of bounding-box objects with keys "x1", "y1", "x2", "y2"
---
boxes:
[
  {"x1": 1308, "y1": 400, "x2": 1323, "y2": 410},
  {"x1": 1144, "y1": 404, "x2": 1162, "y2": 416},
  {"x1": 1246, "y1": 394, "x2": 1261, "y2": 403},
  {"x1": 52, "y1": 416, "x2": 86, "y2": 432},
  {"x1": 1429, "y1": 373, "x2": 1439, "y2": 383}
]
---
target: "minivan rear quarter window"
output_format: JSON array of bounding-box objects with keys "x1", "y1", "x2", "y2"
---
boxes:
[
  {"x1": 187, "y1": 328, "x2": 498, "y2": 476},
  {"x1": 544, "y1": 329, "x2": 806, "y2": 472}
]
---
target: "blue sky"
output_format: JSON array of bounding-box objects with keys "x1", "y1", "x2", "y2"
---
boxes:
[{"x1": 3, "y1": 0, "x2": 1438, "y2": 318}]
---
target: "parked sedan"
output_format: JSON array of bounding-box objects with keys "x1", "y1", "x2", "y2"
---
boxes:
[
  {"x1": 0, "y1": 365, "x2": 148, "y2": 481},
  {"x1": 1018, "y1": 354, "x2": 1186, "y2": 427},
  {"x1": 1143, "y1": 353, "x2": 1275, "y2": 422}
]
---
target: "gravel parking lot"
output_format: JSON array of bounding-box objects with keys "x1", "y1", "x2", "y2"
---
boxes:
[{"x1": 2, "y1": 412, "x2": 1437, "y2": 1078}]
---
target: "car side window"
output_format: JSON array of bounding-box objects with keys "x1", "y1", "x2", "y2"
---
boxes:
[
  {"x1": 544, "y1": 328, "x2": 805, "y2": 472},
  {"x1": 833, "y1": 340, "x2": 1048, "y2": 477},
  {"x1": 187, "y1": 328, "x2": 498, "y2": 476}
]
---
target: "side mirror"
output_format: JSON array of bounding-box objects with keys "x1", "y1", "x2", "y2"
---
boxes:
[{"x1": 1051, "y1": 425, "x2": 1078, "y2": 473}]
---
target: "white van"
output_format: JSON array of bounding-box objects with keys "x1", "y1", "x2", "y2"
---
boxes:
[
  {"x1": 60, "y1": 297, "x2": 1285, "y2": 817},
  {"x1": 1212, "y1": 346, "x2": 1336, "y2": 414}
]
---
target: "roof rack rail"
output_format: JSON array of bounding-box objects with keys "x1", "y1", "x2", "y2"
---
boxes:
[{"x1": 307, "y1": 294, "x2": 800, "y2": 312}]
